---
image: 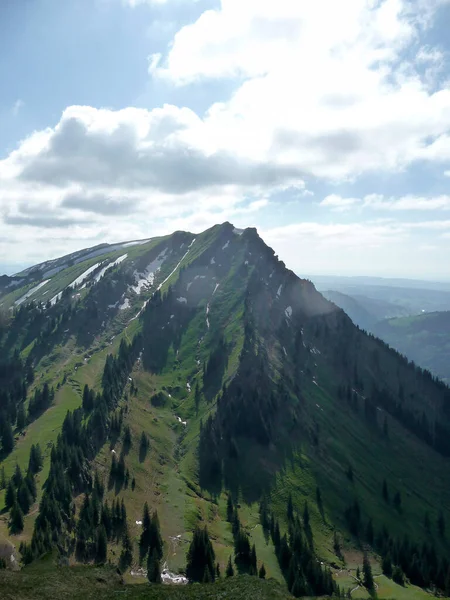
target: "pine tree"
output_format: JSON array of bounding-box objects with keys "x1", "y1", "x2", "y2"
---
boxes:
[
  {"x1": 9, "y1": 502, "x2": 24, "y2": 534},
  {"x1": 216, "y1": 562, "x2": 221, "y2": 578},
  {"x1": 393, "y1": 565, "x2": 405, "y2": 586},
  {"x1": 186, "y1": 526, "x2": 215, "y2": 583},
  {"x1": 227, "y1": 494, "x2": 234, "y2": 522},
  {"x1": 356, "y1": 566, "x2": 361, "y2": 581},
  {"x1": 96, "y1": 526, "x2": 108, "y2": 563},
  {"x1": 259, "y1": 563, "x2": 266, "y2": 579},
  {"x1": 1, "y1": 420, "x2": 14, "y2": 454},
  {"x1": 147, "y1": 548, "x2": 161, "y2": 583},
  {"x1": 119, "y1": 529, "x2": 133, "y2": 571},
  {"x1": 287, "y1": 493, "x2": 294, "y2": 521},
  {"x1": 382, "y1": 553, "x2": 392, "y2": 577},
  {"x1": 363, "y1": 553, "x2": 374, "y2": 590},
  {"x1": 16, "y1": 404, "x2": 26, "y2": 430},
  {"x1": 5, "y1": 479, "x2": 16, "y2": 509},
  {"x1": 393, "y1": 491, "x2": 402, "y2": 511},
  {"x1": 226, "y1": 555, "x2": 234, "y2": 577},
  {"x1": 316, "y1": 486, "x2": 323, "y2": 514},
  {"x1": 0, "y1": 466, "x2": 5, "y2": 490}
]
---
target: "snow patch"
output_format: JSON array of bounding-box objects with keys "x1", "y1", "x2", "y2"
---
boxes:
[
  {"x1": 135, "y1": 520, "x2": 143, "y2": 526},
  {"x1": 132, "y1": 248, "x2": 168, "y2": 295},
  {"x1": 188, "y1": 237, "x2": 196, "y2": 248},
  {"x1": 69, "y1": 262, "x2": 101, "y2": 289},
  {"x1": 283, "y1": 346, "x2": 287, "y2": 357},
  {"x1": 121, "y1": 239, "x2": 150, "y2": 248},
  {"x1": 176, "y1": 297, "x2": 187, "y2": 304},
  {"x1": 210, "y1": 257, "x2": 215, "y2": 264},
  {"x1": 222, "y1": 240, "x2": 230, "y2": 250},
  {"x1": 285, "y1": 306, "x2": 292, "y2": 319},
  {"x1": 187, "y1": 281, "x2": 193, "y2": 291},
  {"x1": 92, "y1": 254, "x2": 128, "y2": 284},
  {"x1": 15, "y1": 279, "x2": 51, "y2": 305},
  {"x1": 244, "y1": 260, "x2": 249, "y2": 265},
  {"x1": 119, "y1": 298, "x2": 130, "y2": 310},
  {"x1": 213, "y1": 283, "x2": 220, "y2": 295},
  {"x1": 176, "y1": 416, "x2": 187, "y2": 426},
  {"x1": 233, "y1": 228, "x2": 244, "y2": 235},
  {"x1": 277, "y1": 284, "x2": 283, "y2": 298}
]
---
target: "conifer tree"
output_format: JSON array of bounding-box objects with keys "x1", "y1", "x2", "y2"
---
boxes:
[
  {"x1": 382, "y1": 553, "x2": 392, "y2": 577},
  {"x1": 259, "y1": 563, "x2": 266, "y2": 579},
  {"x1": 0, "y1": 466, "x2": 5, "y2": 490},
  {"x1": 1, "y1": 419, "x2": 14, "y2": 454},
  {"x1": 119, "y1": 529, "x2": 133, "y2": 571},
  {"x1": 147, "y1": 548, "x2": 161, "y2": 583},
  {"x1": 186, "y1": 526, "x2": 215, "y2": 583},
  {"x1": 226, "y1": 555, "x2": 234, "y2": 577},
  {"x1": 393, "y1": 565, "x2": 405, "y2": 586},
  {"x1": 5, "y1": 479, "x2": 16, "y2": 509},
  {"x1": 363, "y1": 553, "x2": 374, "y2": 590},
  {"x1": 9, "y1": 502, "x2": 24, "y2": 534},
  {"x1": 96, "y1": 526, "x2": 108, "y2": 564}
]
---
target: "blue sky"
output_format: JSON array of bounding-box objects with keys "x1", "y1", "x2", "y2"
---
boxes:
[{"x1": 1, "y1": 0, "x2": 450, "y2": 279}]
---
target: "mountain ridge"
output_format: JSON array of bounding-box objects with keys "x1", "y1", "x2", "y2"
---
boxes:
[{"x1": 1, "y1": 222, "x2": 450, "y2": 598}]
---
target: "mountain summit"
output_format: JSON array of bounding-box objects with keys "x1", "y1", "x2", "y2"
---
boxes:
[{"x1": 1, "y1": 223, "x2": 450, "y2": 597}]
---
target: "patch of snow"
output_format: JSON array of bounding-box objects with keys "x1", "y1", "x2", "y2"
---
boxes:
[
  {"x1": 132, "y1": 248, "x2": 168, "y2": 295},
  {"x1": 213, "y1": 283, "x2": 220, "y2": 295},
  {"x1": 222, "y1": 240, "x2": 230, "y2": 250},
  {"x1": 285, "y1": 306, "x2": 292, "y2": 319},
  {"x1": 244, "y1": 260, "x2": 249, "y2": 265},
  {"x1": 269, "y1": 271, "x2": 274, "y2": 279},
  {"x1": 186, "y1": 382, "x2": 191, "y2": 391},
  {"x1": 233, "y1": 228, "x2": 244, "y2": 235},
  {"x1": 277, "y1": 284, "x2": 283, "y2": 298},
  {"x1": 15, "y1": 279, "x2": 51, "y2": 305},
  {"x1": 108, "y1": 301, "x2": 119, "y2": 309},
  {"x1": 170, "y1": 314, "x2": 174, "y2": 319},
  {"x1": 176, "y1": 416, "x2": 187, "y2": 426},
  {"x1": 283, "y1": 346, "x2": 287, "y2": 356},
  {"x1": 111, "y1": 449, "x2": 117, "y2": 454},
  {"x1": 119, "y1": 298, "x2": 130, "y2": 310},
  {"x1": 176, "y1": 297, "x2": 187, "y2": 303},
  {"x1": 161, "y1": 565, "x2": 188, "y2": 585},
  {"x1": 121, "y1": 239, "x2": 150, "y2": 248},
  {"x1": 50, "y1": 292, "x2": 63, "y2": 306},
  {"x1": 210, "y1": 257, "x2": 215, "y2": 264},
  {"x1": 92, "y1": 254, "x2": 128, "y2": 284},
  {"x1": 136, "y1": 520, "x2": 143, "y2": 526},
  {"x1": 188, "y1": 238, "x2": 196, "y2": 248},
  {"x1": 187, "y1": 281, "x2": 193, "y2": 291},
  {"x1": 69, "y1": 262, "x2": 101, "y2": 288}
]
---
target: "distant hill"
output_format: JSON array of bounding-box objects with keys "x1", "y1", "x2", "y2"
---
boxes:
[
  {"x1": 373, "y1": 311, "x2": 450, "y2": 384},
  {"x1": 322, "y1": 290, "x2": 408, "y2": 331}
]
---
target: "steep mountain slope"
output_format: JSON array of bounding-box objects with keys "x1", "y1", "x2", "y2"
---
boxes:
[
  {"x1": 373, "y1": 311, "x2": 450, "y2": 384},
  {"x1": 1, "y1": 223, "x2": 450, "y2": 598}
]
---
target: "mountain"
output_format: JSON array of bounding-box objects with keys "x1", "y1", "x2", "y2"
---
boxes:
[
  {"x1": 312, "y1": 275, "x2": 450, "y2": 316},
  {"x1": 1, "y1": 223, "x2": 450, "y2": 599},
  {"x1": 321, "y1": 290, "x2": 408, "y2": 331},
  {"x1": 372, "y1": 312, "x2": 450, "y2": 385}
]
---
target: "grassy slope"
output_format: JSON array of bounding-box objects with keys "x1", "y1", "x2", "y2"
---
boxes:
[{"x1": 0, "y1": 560, "x2": 292, "y2": 600}]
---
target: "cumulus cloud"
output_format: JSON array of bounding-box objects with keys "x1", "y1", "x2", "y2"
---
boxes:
[
  {"x1": 149, "y1": 0, "x2": 450, "y2": 179},
  {"x1": 319, "y1": 193, "x2": 450, "y2": 211}
]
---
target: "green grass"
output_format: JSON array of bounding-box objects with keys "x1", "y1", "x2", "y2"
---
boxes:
[{"x1": 0, "y1": 561, "x2": 292, "y2": 600}]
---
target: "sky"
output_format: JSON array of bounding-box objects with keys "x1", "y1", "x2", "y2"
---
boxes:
[{"x1": 1, "y1": 0, "x2": 450, "y2": 279}]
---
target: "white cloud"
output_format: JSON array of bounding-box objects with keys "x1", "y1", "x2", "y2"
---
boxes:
[
  {"x1": 319, "y1": 193, "x2": 450, "y2": 211},
  {"x1": 262, "y1": 218, "x2": 450, "y2": 278},
  {"x1": 12, "y1": 99, "x2": 24, "y2": 116},
  {"x1": 320, "y1": 194, "x2": 361, "y2": 211},
  {"x1": 444, "y1": 170, "x2": 450, "y2": 177},
  {"x1": 148, "y1": 0, "x2": 450, "y2": 179}
]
